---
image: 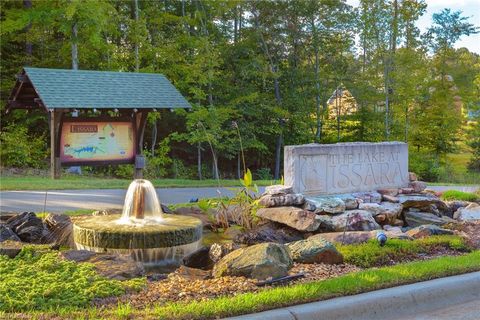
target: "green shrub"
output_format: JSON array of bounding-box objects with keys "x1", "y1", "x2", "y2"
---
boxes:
[
  {"x1": 0, "y1": 125, "x2": 48, "y2": 168},
  {"x1": 440, "y1": 190, "x2": 480, "y2": 202},
  {"x1": 337, "y1": 236, "x2": 469, "y2": 268},
  {"x1": 114, "y1": 164, "x2": 134, "y2": 179},
  {"x1": 0, "y1": 247, "x2": 145, "y2": 312},
  {"x1": 409, "y1": 152, "x2": 441, "y2": 181},
  {"x1": 255, "y1": 168, "x2": 273, "y2": 180}
]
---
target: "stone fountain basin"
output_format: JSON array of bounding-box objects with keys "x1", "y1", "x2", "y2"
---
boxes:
[{"x1": 73, "y1": 214, "x2": 203, "y2": 249}]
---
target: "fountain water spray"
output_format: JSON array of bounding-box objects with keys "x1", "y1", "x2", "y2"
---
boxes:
[{"x1": 73, "y1": 179, "x2": 203, "y2": 266}]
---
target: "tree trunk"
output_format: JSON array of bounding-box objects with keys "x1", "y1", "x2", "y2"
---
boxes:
[
  {"x1": 385, "y1": 0, "x2": 398, "y2": 140},
  {"x1": 234, "y1": 5, "x2": 238, "y2": 43},
  {"x1": 273, "y1": 68, "x2": 283, "y2": 181},
  {"x1": 71, "y1": 23, "x2": 78, "y2": 70},
  {"x1": 314, "y1": 42, "x2": 321, "y2": 142},
  {"x1": 151, "y1": 120, "x2": 157, "y2": 156},
  {"x1": 197, "y1": 142, "x2": 202, "y2": 180},
  {"x1": 23, "y1": 0, "x2": 32, "y2": 64},
  {"x1": 134, "y1": 0, "x2": 139, "y2": 72},
  {"x1": 237, "y1": 152, "x2": 241, "y2": 179},
  {"x1": 336, "y1": 87, "x2": 341, "y2": 142},
  {"x1": 212, "y1": 153, "x2": 219, "y2": 181}
]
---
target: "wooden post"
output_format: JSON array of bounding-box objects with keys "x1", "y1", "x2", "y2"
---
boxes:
[
  {"x1": 50, "y1": 110, "x2": 62, "y2": 179},
  {"x1": 134, "y1": 110, "x2": 149, "y2": 179}
]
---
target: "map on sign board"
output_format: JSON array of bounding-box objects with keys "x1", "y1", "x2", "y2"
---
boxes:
[{"x1": 60, "y1": 120, "x2": 135, "y2": 164}]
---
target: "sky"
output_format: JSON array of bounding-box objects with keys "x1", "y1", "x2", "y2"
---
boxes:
[{"x1": 347, "y1": 0, "x2": 480, "y2": 53}]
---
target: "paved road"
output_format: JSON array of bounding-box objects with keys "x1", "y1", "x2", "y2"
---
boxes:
[
  {"x1": 227, "y1": 271, "x2": 480, "y2": 320},
  {"x1": 0, "y1": 185, "x2": 478, "y2": 213},
  {"x1": 398, "y1": 299, "x2": 480, "y2": 320},
  {"x1": 0, "y1": 187, "x2": 257, "y2": 213}
]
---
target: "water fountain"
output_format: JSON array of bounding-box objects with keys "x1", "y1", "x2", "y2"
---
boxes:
[{"x1": 73, "y1": 179, "x2": 202, "y2": 266}]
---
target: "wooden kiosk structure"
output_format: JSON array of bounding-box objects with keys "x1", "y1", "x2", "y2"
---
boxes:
[{"x1": 6, "y1": 67, "x2": 191, "y2": 179}]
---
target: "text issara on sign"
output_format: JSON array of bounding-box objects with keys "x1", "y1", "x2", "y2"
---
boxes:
[{"x1": 70, "y1": 125, "x2": 98, "y2": 133}]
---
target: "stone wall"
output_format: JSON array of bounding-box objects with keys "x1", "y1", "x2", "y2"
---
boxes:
[{"x1": 284, "y1": 142, "x2": 409, "y2": 195}]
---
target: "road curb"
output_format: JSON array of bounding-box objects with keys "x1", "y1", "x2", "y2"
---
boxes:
[{"x1": 225, "y1": 271, "x2": 480, "y2": 320}]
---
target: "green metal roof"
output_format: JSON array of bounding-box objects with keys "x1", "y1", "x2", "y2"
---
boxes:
[{"x1": 23, "y1": 67, "x2": 191, "y2": 109}]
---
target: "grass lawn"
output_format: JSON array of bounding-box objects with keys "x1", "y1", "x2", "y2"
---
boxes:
[
  {"x1": 149, "y1": 251, "x2": 480, "y2": 320},
  {"x1": 1, "y1": 175, "x2": 478, "y2": 191},
  {"x1": 4, "y1": 250, "x2": 478, "y2": 320},
  {"x1": 0, "y1": 176, "x2": 276, "y2": 191},
  {"x1": 1, "y1": 236, "x2": 478, "y2": 319}
]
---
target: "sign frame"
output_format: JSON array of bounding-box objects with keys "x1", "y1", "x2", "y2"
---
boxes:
[{"x1": 58, "y1": 116, "x2": 137, "y2": 167}]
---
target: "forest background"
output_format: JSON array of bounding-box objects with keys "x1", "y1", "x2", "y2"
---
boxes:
[{"x1": 1, "y1": 0, "x2": 479, "y2": 184}]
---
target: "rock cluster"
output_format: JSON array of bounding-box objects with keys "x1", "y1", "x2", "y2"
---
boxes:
[
  {"x1": 1, "y1": 212, "x2": 50, "y2": 243},
  {"x1": 255, "y1": 174, "x2": 477, "y2": 235},
  {"x1": 0, "y1": 212, "x2": 74, "y2": 246},
  {"x1": 211, "y1": 237, "x2": 344, "y2": 280}
]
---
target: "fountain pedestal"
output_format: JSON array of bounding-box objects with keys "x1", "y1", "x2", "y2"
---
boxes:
[{"x1": 72, "y1": 179, "x2": 203, "y2": 266}]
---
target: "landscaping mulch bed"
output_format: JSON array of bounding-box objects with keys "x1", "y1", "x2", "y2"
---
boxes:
[
  {"x1": 457, "y1": 221, "x2": 480, "y2": 249},
  {"x1": 93, "y1": 262, "x2": 360, "y2": 309},
  {"x1": 93, "y1": 273, "x2": 260, "y2": 308},
  {"x1": 91, "y1": 241, "x2": 470, "y2": 310},
  {"x1": 288, "y1": 263, "x2": 361, "y2": 283}
]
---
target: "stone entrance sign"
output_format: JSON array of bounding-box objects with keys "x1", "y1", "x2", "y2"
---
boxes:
[{"x1": 284, "y1": 142, "x2": 409, "y2": 195}]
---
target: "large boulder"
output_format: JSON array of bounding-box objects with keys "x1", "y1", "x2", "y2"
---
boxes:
[
  {"x1": 337, "y1": 194, "x2": 359, "y2": 210},
  {"x1": 1, "y1": 241, "x2": 56, "y2": 258},
  {"x1": 182, "y1": 246, "x2": 214, "y2": 270},
  {"x1": 404, "y1": 210, "x2": 455, "y2": 227},
  {"x1": 0, "y1": 240, "x2": 24, "y2": 258},
  {"x1": 351, "y1": 191, "x2": 382, "y2": 204},
  {"x1": 315, "y1": 215, "x2": 336, "y2": 232},
  {"x1": 409, "y1": 181, "x2": 427, "y2": 193},
  {"x1": 377, "y1": 189, "x2": 400, "y2": 197},
  {"x1": 382, "y1": 194, "x2": 400, "y2": 203},
  {"x1": 0, "y1": 225, "x2": 20, "y2": 242},
  {"x1": 59, "y1": 249, "x2": 96, "y2": 262},
  {"x1": 6, "y1": 212, "x2": 47, "y2": 243},
  {"x1": 398, "y1": 195, "x2": 449, "y2": 213},
  {"x1": 446, "y1": 201, "x2": 471, "y2": 213},
  {"x1": 286, "y1": 236, "x2": 343, "y2": 264},
  {"x1": 258, "y1": 193, "x2": 305, "y2": 207},
  {"x1": 16, "y1": 226, "x2": 48, "y2": 243},
  {"x1": 406, "y1": 225, "x2": 454, "y2": 239},
  {"x1": 212, "y1": 242, "x2": 292, "y2": 280},
  {"x1": 454, "y1": 203, "x2": 480, "y2": 221},
  {"x1": 44, "y1": 213, "x2": 73, "y2": 246},
  {"x1": 209, "y1": 242, "x2": 241, "y2": 263},
  {"x1": 303, "y1": 197, "x2": 346, "y2": 214},
  {"x1": 330, "y1": 210, "x2": 381, "y2": 231},
  {"x1": 358, "y1": 202, "x2": 403, "y2": 225},
  {"x1": 256, "y1": 207, "x2": 320, "y2": 232},
  {"x1": 234, "y1": 221, "x2": 304, "y2": 245},
  {"x1": 60, "y1": 250, "x2": 144, "y2": 280},
  {"x1": 264, "y1": 185, "x2": 293, "y2": 196}
]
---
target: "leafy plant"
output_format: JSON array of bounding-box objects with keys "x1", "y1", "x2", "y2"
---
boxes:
[
  {"x1": 255, "y1": 168, "x2": 273, "y2": 180},
  {"x1": 337, "y1": 236, "x2": 470, "y2": 268},
  {"x1": 440, "y1": 190, "x2": 480, "y2": 202},
  {"x1": 0, "y1": 246, "x2": 145, "y2": 312},
  {"x1": 198, "y1": 169, "x2": 262, "y2": 231},
  {"x1": 0, "y1": 125, "x2": 48, "y2": 169}
]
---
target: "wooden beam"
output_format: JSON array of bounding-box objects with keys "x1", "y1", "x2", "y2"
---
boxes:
[
  {"x1": 50, "y1": 110, "x2": 62, "y2": 179},
  {"x1": 134, "y1": 110, "x2": 149, "y2": 179},
  {"x1": 7, "y1": 100, "x2": 36, "y2": 108},
  {"x1": 12, "y1": 81, "x2": 24, "y2": 101},
  {"x1": 15, "y1": 74, "x2": 28, "y2": 82}
]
